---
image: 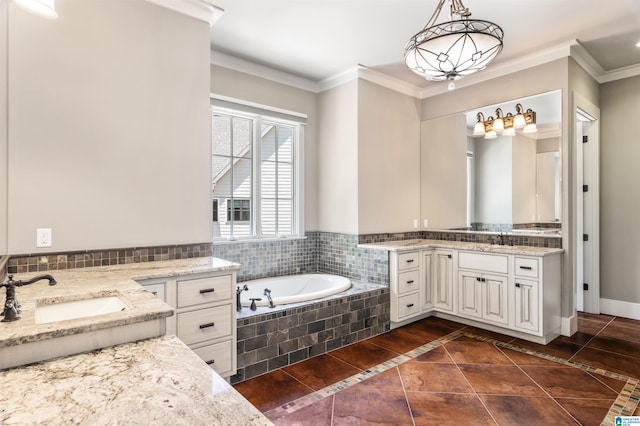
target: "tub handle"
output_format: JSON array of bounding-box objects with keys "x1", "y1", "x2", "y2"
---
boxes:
[
  {"x1": 199, "y1": 322, "x2": 215, "y2": 329},
  {"x1": 199, "y1": 288, "x2": 216, "y2": 294}
]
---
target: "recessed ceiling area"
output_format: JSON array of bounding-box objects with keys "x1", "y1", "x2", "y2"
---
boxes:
[{"x1": 210, "y1": 0, "x2": 640, "y2": 91}]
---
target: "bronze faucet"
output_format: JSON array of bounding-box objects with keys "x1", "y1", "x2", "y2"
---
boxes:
[{"x1": 1, "y1": 274, "x2": 57, "y2": 322}]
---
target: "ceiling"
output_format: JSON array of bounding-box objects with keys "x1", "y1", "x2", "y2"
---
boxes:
[{"x1": 209, "y1": 0, "x2": 640, "y2": 92}]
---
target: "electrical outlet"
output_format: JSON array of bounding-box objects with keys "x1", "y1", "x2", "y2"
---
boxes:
[
  {"x1": 37, "y1": 228, "x2": 52, "y2": 248},
  {"x1": 413, "y1": 219, "x2": 418, "y2": 229},
  {"x1": 423, "y1": 219, "x2": 429, "y2": 228}
]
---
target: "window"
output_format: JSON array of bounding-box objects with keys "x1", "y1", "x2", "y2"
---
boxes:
[
  {"x1": 211, "y1": 100, "x2": 304, "y2": 240},
  {"x1": 227, "y1": 199, "x2": 250, "y2": 222}
]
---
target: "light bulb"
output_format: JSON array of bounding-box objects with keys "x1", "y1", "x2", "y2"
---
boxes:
[
  {"x1": 484, "y1": 130, "x2": 497, "y2": 139},
  {"x1": 473, "y1": 122, "x2": 486, "y2": 137},
  {"x1": 448, "y1": 81, "x2": 455, "y2": 91}
]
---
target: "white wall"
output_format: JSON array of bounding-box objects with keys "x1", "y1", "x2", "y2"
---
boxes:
[
  {"x1": 357, "y1": 80, "x2": 420, "y2": 234},
  {"x1": 421, "y1": 114, "x2": 467, "y2": 229},
  {"x1": 600, "y1": 74, "x2": 640, "y2": 304},
  {"x1": 0, "y1": 1, "x2": 7, "y2": 254},
  {"x1": 5, "y1": 0, "x2": 212, "y2": 254},
  {"x1": 317, "y1": 81, "x2": 359, "y2": 234}
]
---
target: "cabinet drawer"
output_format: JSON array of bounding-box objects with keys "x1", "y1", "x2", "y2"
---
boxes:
[
  {"x1": 397, "y1": 293, "x2": 421, "y2": 319},
  {"x1": 398, "y1": 269, "x2": 421, "y2": 294},
  {"x1": 515, "y1": 257, "x2": 539, "y2": 278},
  {"x1": 177, "y1": 305, "x2": 232, "y2": 346},
  {"x1": 398, "y1": 251, "x2": 420, "y2": 271},
  {"x1": 177, "y1": 274, "x2": 232, "y2": 308},
  {"x1": 192, "y1": 340, "x2": 233, "y2": 376},
  {"x1": 459, "y1": 252, "x2": 508, "y2": 274}
]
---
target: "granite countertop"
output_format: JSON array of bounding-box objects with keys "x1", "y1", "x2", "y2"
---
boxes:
[
  {"x1": 0, "y1": 335, "x2": 271, "y2": 425},
  {"x1": 359, "y1": 239, "x2": 564, "y2": 256},
  {"x1": 0, "y1": 257, "x2": 240, "y2": 348}
]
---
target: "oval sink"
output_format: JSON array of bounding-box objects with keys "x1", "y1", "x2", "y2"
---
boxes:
[{"x1": 35, "y1": 296, "x2": 127, "y2": 324}]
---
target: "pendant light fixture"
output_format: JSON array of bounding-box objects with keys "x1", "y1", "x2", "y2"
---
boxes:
[
  {"x1": 404, "y1": 0, "x2": 503, "y2": 88},
  {"x1": 14, "y1": 0, "x2": 58, "y2": 19}
]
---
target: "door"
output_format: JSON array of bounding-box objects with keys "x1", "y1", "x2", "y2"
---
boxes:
[
  {"x1": 458, "y1": 271, "x2": 482, "y2": 318},
  {"x1": 575, "y1": 95, "x2": 600, "y2": 314},
  {"x1": 434, "y1": 250, "x2": 454, "y2": 311},
  {"x1": 423, "y1": 251, "x2": 433, "y2": 311},
  {"x1": 482, "y1": 274, "x2": 508, "y2": 325},
  {"x1": 515, "y1": 279, "x2": 540, "y2": 333}
]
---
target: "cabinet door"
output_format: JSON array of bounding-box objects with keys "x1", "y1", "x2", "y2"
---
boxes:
[
  {"x1": 434, "y1": 250, "x2": 454, "y2": 312},
  {"x1": 458, "y1": 271, "x2": 482, "y2": 318},
  {"x1": 423, "y1": 251, "x2": 433, "y2": 311},
  {"x1": 514, "y1": 279, "x2": 540, "y2": 333},
  {"x1": 482, "y1": 274, "x2": 508, "y2": 325}
]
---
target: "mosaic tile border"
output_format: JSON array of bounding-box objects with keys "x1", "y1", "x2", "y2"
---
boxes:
[{"x1": 264, "y1": 328, "x2": 639, "y2": 423}]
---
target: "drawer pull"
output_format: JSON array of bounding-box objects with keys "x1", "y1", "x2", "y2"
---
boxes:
[
  {"x1": 406, "y1": 259, "x2": 415, "y2": 263},
  {"x1": 407, "y1": 303, "x2": 415, "y2": 308},
  {"x1": 206, "y1": 360, "x2": 215, "y2": 365},
  {"x1": 406, "y1": 280, "x2": 414, "y2": 284},
  {"x1": 199, "y1": 288, "x2": 216, "y2": 294},
  {"x1": 199, "y1": 322, "x2": 216, "y2": 329},
  {"x1": 515, "y1": 283, "x2": 521, "y2": 288},
  {"x1": 519, "y1": 266, "x2": 533, "y2": 270}
]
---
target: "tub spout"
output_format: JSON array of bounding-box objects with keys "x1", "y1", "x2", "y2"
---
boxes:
[
  {"x1": 236, "y1": 284, "x2": 248, "y2": 311},
  {"x1": 263, "y1": 288, "x2": 275, "y2": 308},
  {"x1": 249, "y1": 298, "x2": 261, "y2": 311}
]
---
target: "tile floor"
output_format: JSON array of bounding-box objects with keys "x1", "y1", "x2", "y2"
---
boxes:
[{"x1": 234, "y1": 313, "x2": 640, "y2": 425}]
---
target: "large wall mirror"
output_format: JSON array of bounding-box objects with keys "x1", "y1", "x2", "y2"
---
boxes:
[
  {"x1": 465, "y1": 90, "x2": 562, "y2": 234},
  {"x1": 420, "y1": 90, "x2": 562, "y2": 235}
]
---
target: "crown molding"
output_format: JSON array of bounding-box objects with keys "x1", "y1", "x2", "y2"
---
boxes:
[
  {"x1": 211, "y1": 38, "x2": 639, "y2": 98},
  {"x1": 145, "y1": 0, "x2": 223, "y2": 26},
  {"x1": 210, "y1": 50, "x2": 321, "y2": 93}
]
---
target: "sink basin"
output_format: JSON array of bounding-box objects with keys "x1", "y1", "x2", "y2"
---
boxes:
[{"x1": 35, "y1": 296, "x2": 127, "y2": 324}]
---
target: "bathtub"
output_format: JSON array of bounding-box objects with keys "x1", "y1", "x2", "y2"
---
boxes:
[{"x1": 239, "y1": 274, "x2": 351, "y2": 307}]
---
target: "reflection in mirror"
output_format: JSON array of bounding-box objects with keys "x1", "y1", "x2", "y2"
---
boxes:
[{"x1": 464, "y1": 90, "x2": 562, "y2": 235}]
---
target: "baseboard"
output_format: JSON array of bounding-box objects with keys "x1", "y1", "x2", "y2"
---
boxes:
[
  {"x1": 600, "y1": 298, "x2": 640, "y2": 320},
  {"x1": 561, "y1": 315, "x2": 577, "y2": 336}
]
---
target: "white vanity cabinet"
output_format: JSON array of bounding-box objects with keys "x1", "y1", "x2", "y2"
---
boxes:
[
  {"x1": 138, "y1": 270, "x2": 237, "y2": 378},
  {"x1": 383, "y1": 241, "x2": 563, "y2": 344},
  {"x1": 513, "y1": 255, "x2": 561, "y2": 340},
  {"x1": 389, "y1": 251, "x2": 422, "y2": 322},
  {"x1": 457, "y1": 252, "x2": 509, "y2": 326}
]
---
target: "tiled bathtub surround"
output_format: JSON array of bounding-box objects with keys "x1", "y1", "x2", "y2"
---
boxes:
[{"x1": 232, "y1": 282, "x2": 390, "y2": 384}]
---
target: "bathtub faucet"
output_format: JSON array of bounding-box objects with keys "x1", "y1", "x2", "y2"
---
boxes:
[
  {"x1": 263, "y1": 288, "x2": 275, "y2": 308},
  {"x1": 236, "y1": 284, "x2": 248, "y2": 311}
]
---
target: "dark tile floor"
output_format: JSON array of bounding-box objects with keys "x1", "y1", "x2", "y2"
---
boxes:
[{"x1": 233, "y1": 313, "x2": 640, "y2": 425}]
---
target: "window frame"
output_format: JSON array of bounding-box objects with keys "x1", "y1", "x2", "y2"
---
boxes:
[{"x1": 211, "y1": 100, "x2": 305, "y2": 241}]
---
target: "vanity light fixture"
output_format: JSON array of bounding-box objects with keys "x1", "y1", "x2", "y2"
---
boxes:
[
  {"x1": 473, "y1": 103, "x2": 537, "y2": 139},
  {"x1": 404, "y1": 0, "x2": 503, "y2": 88},
  {"x1": 14, "y1": 0, "x2": 58, "y2": 19}
]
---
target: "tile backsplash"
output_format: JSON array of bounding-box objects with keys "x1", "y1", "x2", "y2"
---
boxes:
[{"x1": 6, "y1": 228, "x2": 560, "y2": 277}]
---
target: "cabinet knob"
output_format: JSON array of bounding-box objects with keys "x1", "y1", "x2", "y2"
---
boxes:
[
  {"x1": 199, "y1": 322, "x2": 216, "y2": 329},
  {"x1": 447, "y1": 254, "x2": 452, "y2": 259},
  {"x1": 515, "y1": 283, "x2": 521, "y2": 288},
  {"x1": 206, "y1": 360, "x2": 216, "y2": 365},
  {"x1": 199, "y1": 288, "x2": 216, "y2": 294}
]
